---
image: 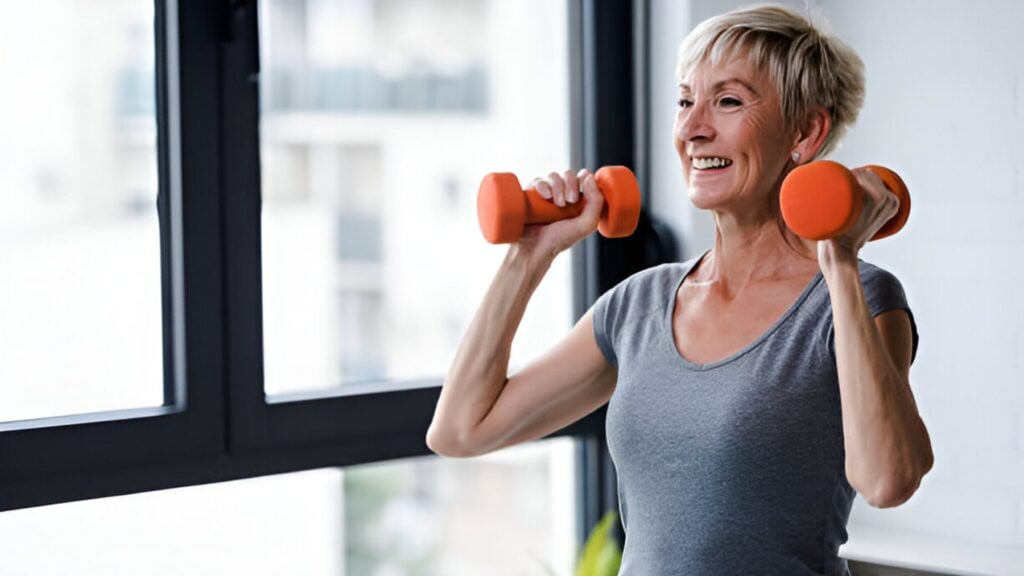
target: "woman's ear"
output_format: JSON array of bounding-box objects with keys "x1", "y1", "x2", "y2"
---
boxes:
[{"x1": 790, "y1": 107, "x2": 831, "y2": 164}]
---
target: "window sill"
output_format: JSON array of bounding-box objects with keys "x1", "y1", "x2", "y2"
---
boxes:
[{"x1": 840, "y1": 523, "x2": 1024, "y2": 576}]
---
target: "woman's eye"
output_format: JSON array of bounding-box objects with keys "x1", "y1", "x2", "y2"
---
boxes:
[
  {"x1": 719, "y1": 97, "x2": 742, "y2": 107},
  {"x1": 677, "y1": 98, "x2": 693, "y2": 109}
]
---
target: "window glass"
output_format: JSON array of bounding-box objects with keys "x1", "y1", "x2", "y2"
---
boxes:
[
  {"x1": 0, "y1": 438, "x2": 578, "y2": 576},
  {"x1": 258, "y1": 0, "x2": 573, "y2": 395},
  {"x1": 0, "y1": 2, "x2": 163, "y2": 421}
]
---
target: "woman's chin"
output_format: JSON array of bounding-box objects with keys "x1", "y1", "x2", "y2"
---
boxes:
[{"x1": 687, "y1": 189, "x2": 725, "y2": 211}]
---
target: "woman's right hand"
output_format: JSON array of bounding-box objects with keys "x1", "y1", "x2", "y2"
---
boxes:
[{"x1": 516, "y1": 168, "x2": 605, "y2": 259}]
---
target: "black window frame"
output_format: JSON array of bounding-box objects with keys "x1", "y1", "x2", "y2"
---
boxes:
[
  {"x1": 0, "y1": 2, "x2": 658, "y2": 553},
  {"x1": 0, "y1": 0, "x2": 227, "y2": 510}
]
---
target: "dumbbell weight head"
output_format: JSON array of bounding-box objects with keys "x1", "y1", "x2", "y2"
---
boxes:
[
  {"x1": 780, "y1": 160, "x2": 862, "y2": 241},
  {"x1": 477, "y1": 172, "x2": 528, "y2": 244},
  {"x1": 780, "y1": 160, "x2": 910, "y2": 241},
  {"x1": 595, "y1": 166, "x2": 642, "y2": 239}
]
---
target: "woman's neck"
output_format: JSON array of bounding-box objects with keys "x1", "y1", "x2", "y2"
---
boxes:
[{"x1": 695, "y1": 212, "x2": 816, "y2": 295}]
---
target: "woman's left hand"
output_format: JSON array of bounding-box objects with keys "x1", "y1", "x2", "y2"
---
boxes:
[{"x1": 817, "y1": 167, "x2": 901, "y2": 266}]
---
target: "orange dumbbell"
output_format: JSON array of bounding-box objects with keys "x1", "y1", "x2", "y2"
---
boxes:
[
  {"x1": 780, "y1": 160, "x2": 911, "y2": 241},
  {"x1": 477, "y1": 166, "x2": 641, "y2": 244}
]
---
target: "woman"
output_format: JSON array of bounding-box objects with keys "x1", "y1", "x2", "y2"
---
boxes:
[{"x1": 427, "y1": 5, "x2": 933, "y2": 574}]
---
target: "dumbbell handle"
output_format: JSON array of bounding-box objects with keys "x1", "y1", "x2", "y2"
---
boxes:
[
  {"x1": 514, "y1": 181, "x2": 584, "y2": 224},
  {"x1": 780, "y1": 160, "x2": 911, "y2": 241}
]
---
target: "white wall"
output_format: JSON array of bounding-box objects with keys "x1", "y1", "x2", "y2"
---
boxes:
[{"x1": 650, "y1": 1, "x2": 1024, "y2": 573}]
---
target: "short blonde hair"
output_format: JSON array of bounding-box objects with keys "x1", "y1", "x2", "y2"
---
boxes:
[{"x1": 676, "y1": 5, "x2": 865, "y2": 158}]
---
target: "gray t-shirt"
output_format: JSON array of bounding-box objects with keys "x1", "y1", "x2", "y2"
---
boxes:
[{"x1": 592, "y1": 254, "x2": 917, "y2": 576}]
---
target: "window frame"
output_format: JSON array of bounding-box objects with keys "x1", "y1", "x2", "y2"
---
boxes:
[
  {"x1": 0, "y1": 0, "x2": 226, "y2": 510},
  {"x1": 0, "y1": 2, "x2": 651, "y2": 544}
]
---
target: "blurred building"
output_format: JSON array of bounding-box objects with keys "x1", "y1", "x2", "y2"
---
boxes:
[{"x1": 0, "y1": 1, "x2": 576, "y2": 575}]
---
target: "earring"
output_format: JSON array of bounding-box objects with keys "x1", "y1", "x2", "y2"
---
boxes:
[{"x1": 791, "y1": 152, "x2": 801, "y2": 162}]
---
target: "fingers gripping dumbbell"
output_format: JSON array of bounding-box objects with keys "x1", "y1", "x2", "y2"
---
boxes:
[
  {"x1": 476, "y1": 166, "x2": 642, "y2": 244},
  {"x1": 780, "y1": 160, "x2": 911, "y2": 241}
]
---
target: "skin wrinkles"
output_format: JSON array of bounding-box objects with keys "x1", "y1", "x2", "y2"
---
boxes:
[
  {"x1": 674, "y1": 57, "x2": 813, "y2": 291},
  {"x1": 675, "y1": 60, "x2": 796, "y2": 230}
]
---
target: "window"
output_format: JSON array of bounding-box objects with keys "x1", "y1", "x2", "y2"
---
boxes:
[
  {"x1": 0, "y1": 1, "x2": 162, "y2": 422},
  {"x1": 1, "y1": 3, "x2": 641, "y2": 559},
  {"x1": 0, "y1": 439, "x2": 577, "y2": 576},
  {"x1": 257, "y1": 0, "x2": 574, "y2": 396},
  {"x1": 0, "y1": 0, "x2": 227, "y2": 506}
]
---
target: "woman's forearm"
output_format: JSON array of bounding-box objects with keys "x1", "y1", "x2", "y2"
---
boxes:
[
  {"x1": 822, "y1": 254, "x2": 933, "y2": 507},
  {"x1": 426, "y1": 244, "x2": 554, "y2": 457}
]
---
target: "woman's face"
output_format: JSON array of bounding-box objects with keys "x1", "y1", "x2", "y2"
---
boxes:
[{"x1": 674, "y1": 56, "x2": 795, "y2": 214}]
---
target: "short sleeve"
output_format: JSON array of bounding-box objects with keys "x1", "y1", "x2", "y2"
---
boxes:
[
  {"x1": 860, "y1": 263, "x2": 920, "y2": 362},
  {"x1": 591, "y1": 260, "x2": 699, "y2": 369},
  {"x1": 592, "y1": 278, "x2": 626, "y2": 367}
]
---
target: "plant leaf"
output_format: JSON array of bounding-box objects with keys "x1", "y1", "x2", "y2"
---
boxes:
[{"x1": 575, "y1": 511, "x2": 621, "y2": 576}]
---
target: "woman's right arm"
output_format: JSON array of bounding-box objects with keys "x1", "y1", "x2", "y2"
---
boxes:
[{"x1": 426, "y1": 169, "x2": 618, "y2": 458}]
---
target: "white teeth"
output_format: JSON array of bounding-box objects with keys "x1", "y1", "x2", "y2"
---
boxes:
[{"x1": 693, "y1": 157, "x2": 732, "y2": 170}]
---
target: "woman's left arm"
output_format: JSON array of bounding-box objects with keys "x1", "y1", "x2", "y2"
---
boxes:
[{"x1": 819, "y1": 168, "x2": 934, "y2": 508}]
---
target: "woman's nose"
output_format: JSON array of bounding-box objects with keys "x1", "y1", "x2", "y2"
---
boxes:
[{"x1": 677, "y1": 101, "x2": 715, "y2": 142}]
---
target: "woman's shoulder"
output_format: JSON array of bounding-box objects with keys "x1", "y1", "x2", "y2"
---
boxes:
[
  {"x1": 853, "y1": 259, "x2": 919, "y2": 357},
  {"x1": 595, "y1": 257, "x2": 700, "y2": 321},
  {"x1": 617, "y1": 256, "x2": 702, "y2": 292},
  {"x1": 601, "y1": 258, "x2": 699, "y2": 309},
  {"x1": 631, "y1": 260, "x2": 694, "y2": 284},
  {"x1": 855, "y1": 259, "x2": 910, "y2": 297},
  {"x1": 856, "y1": 259, "x2": 900, "y2": 280}
]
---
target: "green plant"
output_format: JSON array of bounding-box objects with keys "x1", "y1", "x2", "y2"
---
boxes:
[{"x1": 575, "y1": 511, "x2": 623, "y2": 576}]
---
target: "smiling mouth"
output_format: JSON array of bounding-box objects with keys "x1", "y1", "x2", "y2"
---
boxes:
[{"x1": 692, "y1": 157, "x2": 733, "y2": 170}]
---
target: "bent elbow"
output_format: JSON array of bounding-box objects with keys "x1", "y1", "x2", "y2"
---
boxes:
[
  {"x1": 856, "y1": 443, "x2": 934, "y2": 509},
  {"x1": 862, "y1": 474, "x2": 924, "y2": 509},
  {"x1": 425, "y1": 425, "x2": 457, "y2": 457},
  {"x1": 425, "y1": 424, "x2": 480, "y2": 458},
  {"x1": 872, "y1": 447, "x2": 935, "y2": 508},
  {"x1": 863, "y1": 487, "x2": 909, "y2": 509}
]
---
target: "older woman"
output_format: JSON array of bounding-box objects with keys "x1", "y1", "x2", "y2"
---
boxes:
[{"x1": 427, "y1": 5, "x2": 932, "y2": 574}]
